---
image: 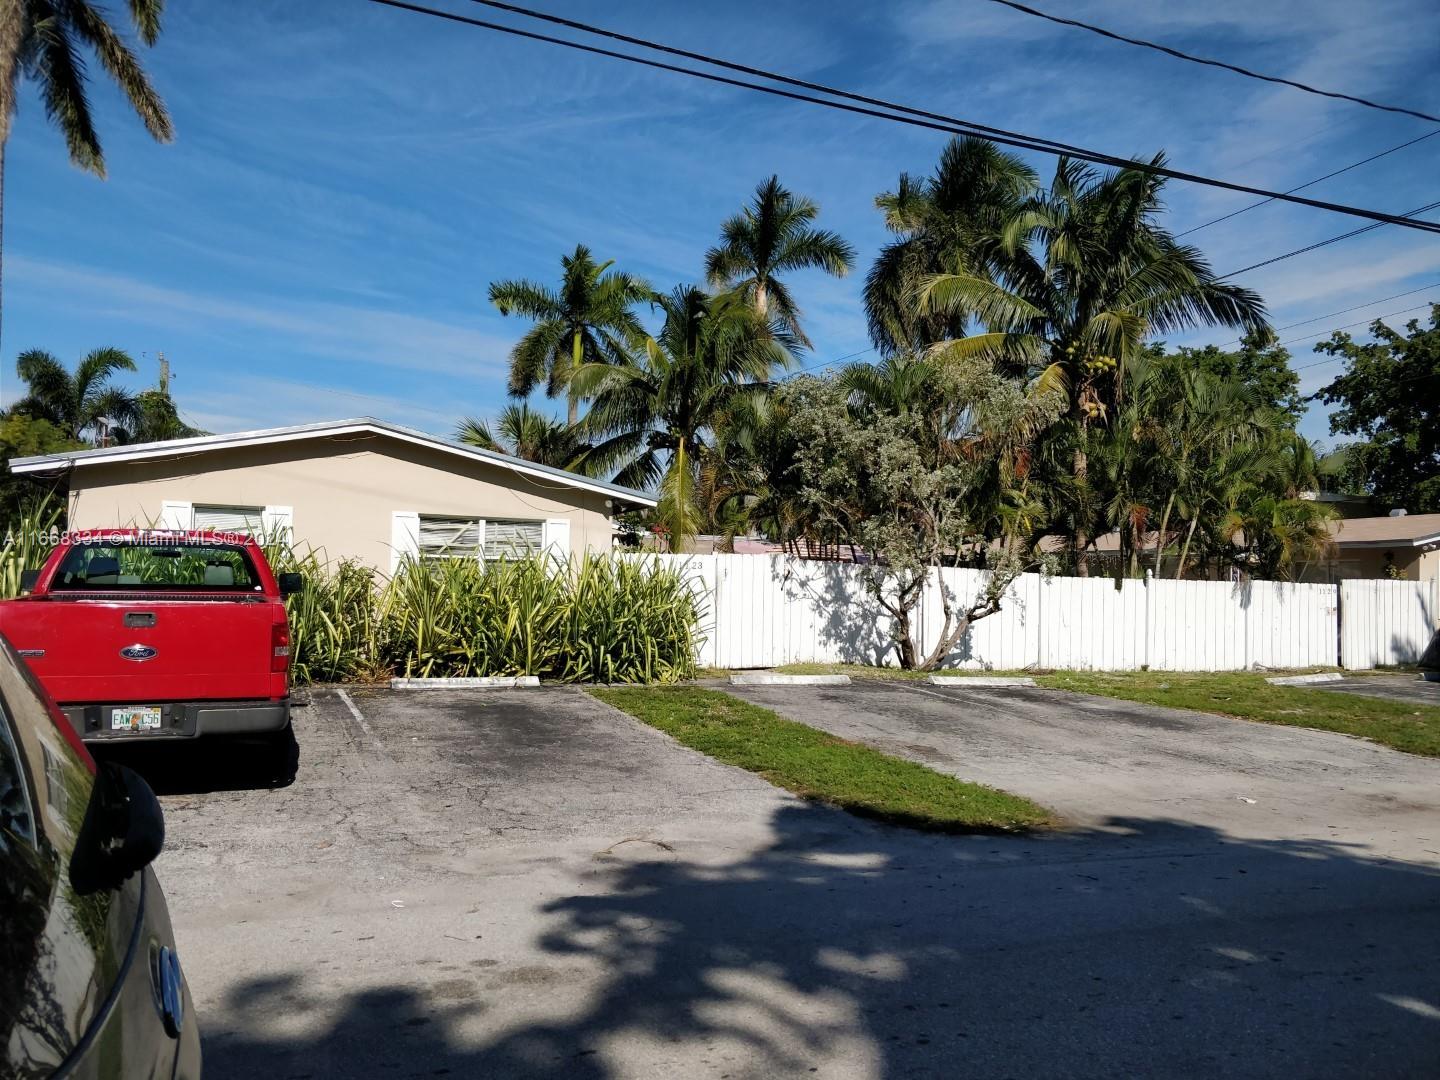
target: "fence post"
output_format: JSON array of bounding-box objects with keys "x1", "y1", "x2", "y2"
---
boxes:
[{"x1": 1144, "y1": 569, "x2": 1153, "y2": 670}]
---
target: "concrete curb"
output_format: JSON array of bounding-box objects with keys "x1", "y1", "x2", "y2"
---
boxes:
[
  {"x1": 928, "y1": 676, "x2": 1038, "y2": 688},
  {"x1": 389, "y1": 676, "x2": 541, "y2": 690},
  {"x1": 1265, "y1": 672, "x2": 1345, "y2": 686},
  {"x1": 729, "y1": 674, "x2": 851, "y2": 686}
]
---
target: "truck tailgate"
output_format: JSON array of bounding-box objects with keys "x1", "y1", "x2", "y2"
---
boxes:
[{"x1": 0, "y1": 595, "x2": 279, "y2": 703}]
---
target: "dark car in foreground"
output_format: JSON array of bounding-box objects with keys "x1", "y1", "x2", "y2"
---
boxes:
[{"x1": 0, "y1": 631, "x2": 200, "y2": 1078}]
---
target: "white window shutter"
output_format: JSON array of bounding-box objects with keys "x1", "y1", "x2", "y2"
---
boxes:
[
  {"x1": 543, "y1": 518, "x2": 571, "y2": 565},
  {"x1": 261, "y1": 505, "x2": 294, "y2": 546},
  {"x1": 390, "y1": 511, "x2": 420, "y2": 575},
  {"x1": 158, "y1": 500, "x2": 192, "y2": 530}
]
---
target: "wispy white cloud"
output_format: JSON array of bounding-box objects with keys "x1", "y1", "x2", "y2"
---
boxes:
[
  {"x1": 8, "y1": 255, "x2": 512, "y2": 378},
  {"x1": 181, "y1": 374, "x2": 465, "y2": 436}
]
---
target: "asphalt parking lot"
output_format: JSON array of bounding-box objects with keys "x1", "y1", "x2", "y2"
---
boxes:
[
  {"x1": 126, "y1": 684, "x2": 1440, "y2": 1079},
  {"x1": 1321, "y1": 673, "x2": 1440, "y2": 707}
]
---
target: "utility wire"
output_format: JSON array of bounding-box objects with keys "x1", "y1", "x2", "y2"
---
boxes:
[
  {"x1": 360, "y1": 0, "x2": 1440, "y2": 235},
  {"x1": 1284, "y1": 299, "x2": 1437, "y2": 358},
  {"x1": 978, "y1": 0, "x2": 1440, "y2": 125},
  {"x1": 1221, "y1": 200, "x2": 1440, "y2": 278},
  {"x1": 1176, "y1": 129, "x2": 1440, "y2": 238},
  {"x1": 1216, "y1": 282, "x2": 1440, "y2": 348}
]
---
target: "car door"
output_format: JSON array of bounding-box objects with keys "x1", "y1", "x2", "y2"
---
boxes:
[{"x1": 0, "y1": 635, "x2": 155, "y2": 1078}]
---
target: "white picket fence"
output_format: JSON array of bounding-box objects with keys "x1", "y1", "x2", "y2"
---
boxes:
[{"x1": 624, "y1": 553, "x2": 1439, "y2": 671}]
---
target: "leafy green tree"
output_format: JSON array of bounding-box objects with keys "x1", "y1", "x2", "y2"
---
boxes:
[
  {"x1": 0, "y1": 412, "x2": 79, "y2": 522},
  {"x1": 489, "y1": 245, "x2": 652, "y2": 426},
  {"x1": 116, "y1": 388, "x2": 204, "y2": 443},
  {"x1": 864, "y1": 137, "x2": 1038, "y2": 355},
  {"x1": 1159, "y1": 329, "x2": 1304, "y2": 423},
  {"x1": 11, "y1": 346, "x2": 138, "y2": 441},
  {"x1": 0, "y1": 0, "x2": 172, "y2": 346},
  {"x1": 788, "y1": 359, "x2": 1062, "y2": 669},
  {"x1": 705, "y1": 175, "x2": 854, "y2": 349},
  {"x1": 573, "y1": 287, "x2": 797, "y2": 550},
  {"x1": 1314, "y1": 305, "x2": 1440, "y2": 513},
  {"x1": 455, "y1": 403, "x2": 593, "y2": 473}
]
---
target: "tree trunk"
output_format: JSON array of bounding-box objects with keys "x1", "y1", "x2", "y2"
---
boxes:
[
  {"x1": 755, "y1": 279, "x2": 768, "y2": 318},
  {"x1": 0, "y1": 135, "x2": 6, "y2": 358},
  {"x1": 1175, "y1": 517, "x2": 1199, "y2": 580},
  {"x1": 894, "y1": 606, "x2": 918, "y2": 669},
  {"x1": 567, "y1": 329, "x2": 582, "y2": 427},
  {"x1": 0, "y1": 0, "x2": 22, "y2": 358},
  {"x1": 1153, "y1": 493, "x2": 1174, "y2": 577},
  {"x1": 1072, "y1": 445, "x2": 1089, "y2": 577}
]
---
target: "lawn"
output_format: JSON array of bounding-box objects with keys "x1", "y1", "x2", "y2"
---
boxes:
[
  {"x1": 590, "y1": 687, "x2": 1051, "y2": 832},
  {"x1": 1038, "y1": 671, "x2": 1440, "y2": 758}
]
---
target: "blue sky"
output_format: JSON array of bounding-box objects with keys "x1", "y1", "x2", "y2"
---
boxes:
[{"x1": 3, "y1": 0, "x2": 1437, "y2": 445}]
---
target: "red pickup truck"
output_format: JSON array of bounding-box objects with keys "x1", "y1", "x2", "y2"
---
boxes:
[{"x1": 0, "y1": 529, "x2": 300, "y2": 766}]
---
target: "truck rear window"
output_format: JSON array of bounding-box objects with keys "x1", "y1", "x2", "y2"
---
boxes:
[{"x1": 50, "y1": 542, "x2": 262, "y2": 592}]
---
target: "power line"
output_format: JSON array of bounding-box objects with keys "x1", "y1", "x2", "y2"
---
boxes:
[
  {"x1": 1221, "y1": 200, "x2": 1440, "y2": 278},
  {"x1": 1284, "y1": 299, "x2": 1437, "y2": 357},
  {"x1": 1216, "y1": 282, "x2": 1440, "y2": 348},
  {"x1": 978, "y1": 0, "x2": 1440, "y2": 125},
  {"x1": 1176, "y1": 129, "x2": 1440, "y2": 238},
  {"x1": 360, "y1": 0, "x2": 1440, "y2": 235},
  {"x1": 778, "y1": 346, "x2": 875, "y2": 382}
]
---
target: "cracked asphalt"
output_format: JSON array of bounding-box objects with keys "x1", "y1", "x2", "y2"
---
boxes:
[{"x1": 127, "y1": 685, "x2": 1440, "y2": 1079}]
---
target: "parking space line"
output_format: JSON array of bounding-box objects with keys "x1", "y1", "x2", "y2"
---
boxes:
[{"x1": 334, "y1": 688, "x2": 393, "y2": 761}]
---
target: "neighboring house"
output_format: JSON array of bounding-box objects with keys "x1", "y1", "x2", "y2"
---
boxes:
[
  {"x1": 9, "y1": 418, "x2": 656, "y2": 574},
  {"x1": 1309, "y1": 513, "x2": 1440, "y2": 583}
]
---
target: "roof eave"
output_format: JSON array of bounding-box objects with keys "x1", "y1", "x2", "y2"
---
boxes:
[{"x1": 7, "y1": 418, "x2": 657, "y2": 507}]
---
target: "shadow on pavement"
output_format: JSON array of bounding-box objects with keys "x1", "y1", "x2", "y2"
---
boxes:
[
  {"x1": 91, "y1": 724, "x2": 300, "y2": 795},
  {"x1": 201, "y1": 805, "x2": 1440, "y2": 1078}
]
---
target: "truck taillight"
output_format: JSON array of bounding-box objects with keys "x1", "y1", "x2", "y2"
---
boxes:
[{"x1": 272, "y1": 622, "x2": 291, "y2": 673}]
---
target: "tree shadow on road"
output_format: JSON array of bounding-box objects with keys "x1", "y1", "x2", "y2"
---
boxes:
[{"x1": 202, "y1": 805, "x2": 1440, "y2": 1078}]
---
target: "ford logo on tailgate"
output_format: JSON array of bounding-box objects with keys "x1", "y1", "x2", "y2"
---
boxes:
[{"x1": 120, "y1": 644, "x2": 158, "y2": 662}]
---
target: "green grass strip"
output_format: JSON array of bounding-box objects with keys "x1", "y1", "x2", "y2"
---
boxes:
[
  {"x1": 590, "y1": 687, "x2": 1051, "y2": 833},
  {"x1": 1035, "y1": 671, "x2": 1440, "y2": 758}
]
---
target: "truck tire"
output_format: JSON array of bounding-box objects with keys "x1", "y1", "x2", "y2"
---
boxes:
[{"x1": 257, "y1": 723, "x2": 300, "y2": 788}]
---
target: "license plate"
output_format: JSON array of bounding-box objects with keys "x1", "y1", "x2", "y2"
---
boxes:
[{"x1": 111, "y1": 706, "x2": 163, "y2": 732}]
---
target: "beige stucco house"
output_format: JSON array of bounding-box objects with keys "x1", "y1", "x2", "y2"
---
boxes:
[
  {"x1": 1312, "y1": 512, "x2": 1440, "y2": 583},
  {"x1": 10, "y1": 418, "x2": 656, "y2": 573}
]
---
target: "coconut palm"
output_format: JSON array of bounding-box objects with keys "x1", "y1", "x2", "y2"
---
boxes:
[
  {"x1": 455, "y1": 404, "x2": 594, "y2": 474},
  {"x1": 705, "y1": 175, "x2": 854, "y2": 349},
  {"x1": 0, "y1": 0, "x2": 172, "y2": 347},
  {"x1": 572, "y1": 287, "x2": 798, "y2": 550},
  {"x1": 864, "y1": 137, "x2": 1039, "y2": 355},
  {"x1": 11, "y1": 346, "x2": 138, "y2": 442},
  {"x1": 922, "y1": 155, "x2": 1268, "y2": 414},
  {"x1": 921, "y1": 153, "x2": 1269, "y2": 572},
  {"x1": 489, "y1": 245, "x2": 652, "y2": 426}
]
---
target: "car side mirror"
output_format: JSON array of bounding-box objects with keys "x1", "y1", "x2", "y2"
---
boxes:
[
  {"x1": 19, "y1": 569, "x2": 39, "y2": 593},
  {"x1": 278, "y1": 572, "x2": 303, "y2": 597},
  {"x1": 70, "y1": 762, "x2": 165, "y2": 894}
]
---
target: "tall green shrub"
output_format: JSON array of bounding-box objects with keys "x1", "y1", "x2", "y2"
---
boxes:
[{"x1": 0, "y1": 496, "x2": 64, "y2": 598}]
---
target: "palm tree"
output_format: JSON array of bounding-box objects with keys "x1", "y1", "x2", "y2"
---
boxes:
[
  {"x1": 0, "y1": 1, "x2": 172, "y2": 347},
  {"x1": 572, "y1": 287, "x2": 798, "y2": 550},
  {"x1": 864, "y1": 137, "x2": 1038, "y2": 355},
  {"x1": 705, "y1": 175, "x2": 854, "y2": 349},
  {"x1": 454, "y1": 403, "x2": 594, "y2": 473},
  {"x1": 113, "y1": 388, "x2": 205, "y2": 443},
  {"x1": 921, "y1": 153, "x2": 1269, "y2": 572},
  {"x1": 11, "y1": 346, "x2": 138, "y2": 442},
  {"x1": 488, "y1": 245, "x2": 652, "y2": 426}
]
